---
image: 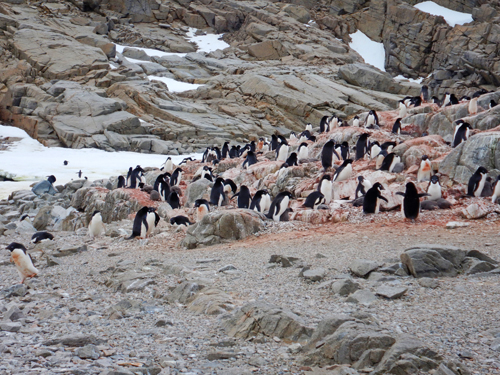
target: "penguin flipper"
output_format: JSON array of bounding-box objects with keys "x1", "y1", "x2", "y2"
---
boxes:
[
  {"x1": 396, "y1": 192, "x2": 406, "y2": 197},
  {"x1": 379, "y1": 195, "x2": 389, "y2": 202}
]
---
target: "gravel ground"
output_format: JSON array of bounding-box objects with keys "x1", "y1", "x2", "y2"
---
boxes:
[{"x1": 1, "y1": 214, "x2": 500, "y2": 375}]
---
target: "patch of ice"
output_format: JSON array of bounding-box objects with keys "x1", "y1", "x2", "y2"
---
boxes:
[
  {"x1": 0, "y1": 125, "x2": 201, "y2": 199},
  {"x1": 349, "y1": 30, "x2": 386, "y2": 72},
  {"x1": 148, "y1": 76, "x2": 204, "y2": 92},
  {"x1": 109, "y1": 63, "x2": 118, "y2": 70},
  {"x1": 394, "y1": 75, "x2": 424, "y2": 84},
  {"x1": 115, "y1": 44, "x2": 186, "y2": 59},
  {"x1": 186, "y1": 28, "x2": 229, "y2": 53},
  {"x1": 414, "y1": 1, "x2": 473, "y2": 27}
]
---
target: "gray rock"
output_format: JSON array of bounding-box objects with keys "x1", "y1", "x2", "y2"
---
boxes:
[
  {"x1": 418, "y1": 277, "x2": 440, "y2": 288},
  {"x1": 375, "y1": 286, "x2": 408, "y2": 299},
  {"x1": 32, "y1": 180, "x2": 58, "y2": 196},
  {"x1": 269, "y1": 255, "x2": 300, "y2": 268},
  {"x1": 221, "y1": 301, "x2": 313, "y2": 343},
  {"x1": 166, "y1": 282, "x2": 203, "y2": 304},
  {"x1": 76, "y1": 344, "x2": 101, "y2": 360},
  {"x1": 346, "y1": 290, "x2": 378, "y2": 305},
  {"x1": 0, "y1": 322, "x2": 22, "y2": 332},
  {"x1": 491, "y1": 338, "x2": 500, "y2": 352},
  {"x1": 1, "y1": 284, "x2": 28, "y2": 298},
  {"x1": 401, "y1": 247, "x2": 458, "y2": 278},
  {"x1": 331, "y1": 279, "x2": 359, "y2": 296},
  {"x1": 306, "y1": 314, "x2": 354, "y2": 349},
  {"x1": 301, "y1": 268, "x2": 326, "y2": 282},
  {"x1": 349, "y1": 259, "x2": 382, "y2": 277},
  {"x1": 43, "y1": 334, "x2": 104, "y2": 347},
  {"x1": 462, "y1": 258, "x2": 497, "y2": 275},
  {"x1": 181, "y1": 209, "x2": 265, "y2": 249},
  {"x1": 185, "y1": 178, "x2": 212, "y2": 208},
  {"x1": 281, "y1": 4, "x2": 311, "y2": 23},
  {"x1": 3, "y1": 306, "x2": 24, "y2": 321}
]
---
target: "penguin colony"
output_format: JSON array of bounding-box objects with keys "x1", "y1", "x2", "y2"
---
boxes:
[{"x1": 5, "y1": 87, "x2": 500, "y2": 284}]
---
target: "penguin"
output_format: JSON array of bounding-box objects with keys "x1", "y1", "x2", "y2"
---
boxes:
[
  {"x1": 426, "y1": 175, "x2": 442, "y2": 201},
  {"x1": 31, "y1": 231, "x2": 54, "y2": 244},
  {"x1": 285, "y1": 152, "x2": 298, "y2": 167},
  {"x1": 88, "y1": 210, "x2": 105, "y2": 238},
  {"x1": 158, "y1": 176, "x2": 171, "y2": 202},
  {"x1": 6, "y1": 242, "x2": 38, "y2": 284},
  {"x1": 417, "y1": 155, "x2": 432, "y2": 182},
  {"x1": 481, "y1": 177, "x2": 493, "y2": 197},
  {"x1": 170, "y1": 216, "x2": 193, "y2": 226},
  {"x1": 229, "y1": 145, "x2": 239, "y2": 158},
  {"x1": 432, "y1": 96, "x2": 442, "y2": 106},
  {"x1": 460, "y1": 96, "x2": 471, "y2": 103},
  {"x1": 242, "y1": 151, "x2": 258, "y2": 169},
  {"x1": 127, "y1": 207, "x2": 149, "y2": 239},
  {"x1": 355, "y1": 133, "x2": 370, "y2": 160},
  {"x1": 146, "y1": 207, "x2": 160, "y2": 238},
  {"x1": 260, "y1": 138, "x2": 270, "y2": 152},
  {"x1": 450, "y1": 94, "x2": 459, "y2": 105},
  {"x1": 353, "y1": 115, "x2": 360, "y2": 127},
  {"x1": 376, "y1": 150, "x2": 388, "y2": 170},
  {"x1": 223, "y1": 179, "x2": 237, "y2": 195},
  {"x1": 297, "y1": 143, "x2": 309, "y2": 161},
  {"x1": 452, "y1": 122, "x2": 471, "y2": 147},
  {"x1": 201, "y1": 166, "x2": 213, "y2": 181},
  {"x1": 167, "y1": 191, "x2": 181, "y2": 209},
  {"x1": 392, "y1": 118, "x2": 402, "y2": 134},
  {"x1": 194, "y1": 199, "x2": 210, "y2": 221},
  {"x1": 277, "y1": 135, "x2": 288, "y2": 145},
  {"x1": 233, "y1": 185, "x2": 252, "y2": 209},
  {"x1": 169, "y1": 168, "x2": 182, "y2": 187},
  {"x1": 128, "y1": 166, "x2": 144, "y2": 189},
  {"x1": 365, "y1": 110, "x2": 379, "y2": 128},
  {"x1": 398, "y1": 101, "x2": 407, "y2": 118},
  {"x1": 161, "y1": 157, "x2": 174, "y2": 173},
  {"x1": 442, "y1": 93, "x2": 451, "y2": 107},
  {"x1": 276, "y1": 143, "x2": 289, "y2": 162},
  {"x1": 362, "y1": 183, "x2": 387, "y2": 214},
  {"x1": 250, "y1": 190, "x2": 268, "y2": 213},
  {"x1": 420, "y1": 85, "x2": 429, "y2": 103},
  {"x1": 333, "y1": 159, "x2": 353, "y2": 182},
  {"x1": 270, "y1": 134, "x2": 279, "y2": 151},
  {"x1": 289, "y1": 132, "x2": 297, "y2": 142},
  {"x1": 319, "y1": 116, "x2": 330, "y2": 133},
  {"x1": 222, "y1": 142, "x2": 229, "y2": 159},
  {"x1": 305, "y1": 123, "x2": 313, "y2": 132},
  {"x1": 473, "y1": 88, "x2": 488, "y2": 97},
  {"x1": 117, "y1": 175, "x2": 126, "y2": 189},
  {"x1": 410, "y1": 96, "x2": 422, "y2": 107},
  {"x1": 239, "y1": 144, "x2": 251, "y2": 158},
  {"x1": 298, "y1": 130, "x2": 312, "y2": 143},
  {"x1": 329, "y1": 116, "x2": 339, "y2": 129},
  {"x1": 380, "y1": 141, "x2": 397, "y2": 154},
  {"x1": 367, "y1": 141, "x2": 381, "y2": 160},
  {"x1": 337, "y1": 142, "x2": 350, "y2": 160},
  {"x1": 396, "y1": 182, "x2": 430, "y2": 220},
  {"x1": 317, "y1": 174, "x2": 333, "y2": 204},
  {"x1": 380, "y1": 153, "x2": 401, "y2": 173},
  {"x1": 468, "y1": 96, "x2": 478, "y2": 115},
  {"x1": 490, "y1": 100, "x2": 498, "y2": 109},
  {"x1": 77, "y1": 170, "x2": 83, "y2": 178},
  {"x1": 321, "y1": 140, "x2": 336, "y2": 171},
  {"x1": 302, "y1": 191, "x2": 325, "y2": 209},
  {"x1": 339, "y1": 118, "x2": 347, "y2": 127},
  {"x1": 179, "y1": 157, "x2": 195, "y2": 165},
  {"x1": 491, "y1": 175, "x2": 500, "y2": 203},
  {"x1": 63, "y1": 160, "x2": 68, "y2": 166},
  {"x1": 355, "y1": 176, "x2": 372, "y2": 199},
  {"x1": 467, "y1": 166, "x2": 488, "y2": 197},
  {"x1": 210, "y1": 177, "x2": 226, "y2": 207},
  {"x1": 266, "y1": 191, "x2": 293, "y2": 222},
  {"x1": 154, "y1": 173, "x2": 168, "y2": 192}
]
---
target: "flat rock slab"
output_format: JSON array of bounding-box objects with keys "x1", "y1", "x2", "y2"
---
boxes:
[
  {"x1": 375, "y1": 286, "x2": 408, "y2": 299},
  {"x1": 0, "y1": 322, "x2": 22, "y2": 332},
  {"x1": 331, "y1": 279, "x2": 359, "y2": 296},
  {"x1": 345, "y1": 290, "x2": 378, "y2": 305},
  {"x1": 43, "y1": 334, "x2": 104, "y2": 347},
  {"x1": 302, "y1": 268, "x2": 326, "y2": 282},
  {"x1": 349, "y1": 259, "x2": 382, "y2": 277}
]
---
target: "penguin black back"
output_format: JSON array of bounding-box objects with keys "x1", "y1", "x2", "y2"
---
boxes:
[
  {"x1": 321, "y1": 140, "x2": 335, "y2": 170},
  {"x1": 392, "y1": 118, "x2": 402, "y2": 134},
  {"x1": 167, "y1": 191, "x2": 181, "y2": 209},
  {"x1": 285, "y1": 152, "x2": 298, "y2": 166},
  {"x1": 355, "y1": 134, "x2": 369, "y2": 160},
  {"x1": 31, "y1": 231, "x2": 54, "y2": 244},
  {"x1": 210, "y1": 177, "x2": 226, "y2": 206},
  {"x1": 396, "y1": 182, "x2": 429, "y2": 220},
  {"x1": 117, "y1": 175, "x2": 126, "y2": 189},
  {"x1": 467, "y1": 166, "x2": 488, "y2": 197},
  {"x1": 128, "y1": 206, "x2": 149, "y2": 239},
  {"x1": 234, "y1": 185, "x2": 252, "y2": 209},
  {"x1": 242, "y1": 151, "x2": 258, "y2": 169},
  {"x1": 170, "y1": 216, "x2": 193, "y2": 226},
  {"x1": 363, "y1": 182, "x2": 387, "y2": 214}
]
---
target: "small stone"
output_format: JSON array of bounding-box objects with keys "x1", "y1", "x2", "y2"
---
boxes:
[
  {"x1": 287, "y1": 343, "x2": 302, "y2": 353},
  {"x1": 218, "y1": 264, "x2": 237, "y2": 272},
  {"x1": 349, "y1": 259, "x2": 382, "y2": 278},
  {"x1": 446, "y1": 221, "x2": 470, "y2": 229},
  {"x1": 0, "y1": 322, "x2": 22, "y2": 332},
  {"x1": 418, "y1": 277, "x2": 440, "y2": 288},
  {"x1": 331, "y1": 279, "x2": 359, "y2": 296},
  {"x1": 35, "y1": 349, "x2": 53, "y2": 358},
  {"x1": 1, "y1": 284, "x2": 27, "y2": 298},
  {"x1": 491, "y1": 338, "x2": 500, "y2": 352},
  {"x1": 301, "y1": 268, "x2": 326, "y2": 282},
  {"x1": 315, "y1": 253, "x2": 327, "y2": 258},
  {"x1": 206, "y1": 351, "x2": 236, "y2": 360},
  {"x1": 76, "y1": 344, "x2": 101, "y2": 360},
  {"x1": 3, "y1": 306, "x2": 25, "y2": 321},
  {"x1": 375, "y1": 285, "x2": 408, "y2": 299},
  {"x1": 155, "y1": 319, "x2": 174, "y2": 327},
  {"x1": 458, "y1": 350, "x2": 474, "y2": 359},
  {"x1": 46, "y1": 255, "x2": 61, "y2": 267},
  {"x1": 345, "y1": 290, "x2": 377, "y2": 305}
]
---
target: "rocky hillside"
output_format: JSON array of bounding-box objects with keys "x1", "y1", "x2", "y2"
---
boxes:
[{"x1": 1, "y1": 0, "x2": 499, "y2": 153}]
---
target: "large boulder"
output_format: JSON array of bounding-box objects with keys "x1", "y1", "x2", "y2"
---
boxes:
[
  {"x1": 181, "y1": 209, "x2": 265, "y2": 249},
  {"x1": 221, "y1": 301, "x2": 313, "y2": 343}
]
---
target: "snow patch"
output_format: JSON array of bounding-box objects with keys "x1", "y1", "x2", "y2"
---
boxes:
[
  {"x1": 148, "y1": 76, "x2": 204, "y2": 92},
  {"x1": 349, "y1": 31, "x2": 386, "y2": 72},
  {"x1": 414, "y1": 1, "x2": 473, "y2": 27}
]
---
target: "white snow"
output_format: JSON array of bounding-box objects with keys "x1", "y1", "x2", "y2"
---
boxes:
[
  {"x1": 414, "y1": 1, "x2": 473, "y2": 27},
  {"x1": 147, "y1": 76, "x2": 204, "y2": 92},
  {"x1": 186, "y1": 28, "x2": 229, "y2": 53},
  {"x1": 394, "y1": 75, "x2": 424, "y2": 84},
  {"x1": 0, "y1": 125, "x2": 201, "y2": 199},
  {"x1": 115, "y1": 44, "x2": 186, "y2": 59},
  {"x1": 349, "y1": 30, "x2": 386, "y2": 72}
]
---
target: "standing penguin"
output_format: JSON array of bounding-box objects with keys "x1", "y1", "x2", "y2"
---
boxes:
[
  {"x1": 210, "y1": 177, "x2": 226, "y2": 207},
  {"x1": 159, "y1": 176, "x2": 171, "y2": 202},
  {"x1": 242, "y1": 151, "x2": 258, "y2": 169},
  {"x1": 117, "y1": 175, "x2": 126, "y2": 189},
  {"x1": 317, "y1": 174, "x2": 333, "y2": 204},
  {"x1": 398, "y1": 101, "x2": 408, "y2": 118},
  {"x1": 266, "y1": 191, "x2": 293, "y2": 222},
  {"x1": 270, "y1": 134, "x2": 279, "y2": 151},
  {"x1": 161, "y1": 157, "x2": 174, "y2": 173},
  {"x1": 420, "y1": 85, "x2": 429, "y2": 103},
  {"x1": 302, "y1": 191, "x2": 325, "y2": 209},
  {"x1": 305, "y1": 123, "x2": 313, "y2": 132},
  {"x1": 320, "y1": 116, "x2": 330, "y2": 133},
  {"x1": 194, "y1": 199, "x2": 210, "y2": 221},
  {"x1": 442, "y1": 92, "x2": 451, "y2": 107},
  {"x1": 467, "y1": 166, "x2": 488, "y2": 197},
  {"x1": 417, "y1": 155, "x2": 432, "y2": 182},
  {"x1": 352, "y1": 115, "x2": 360, "y2": 127},
  {"x1": 333, "y1": 159, "x2": 353, "y2": 182},
  {"x1": 6, "y1": 242, "x2": 38, "y2": 284},
  {"x1": 452, "y1": 122, "x2": 471, "y2": 147},
  {"x1": 321, "y1": 140, "x2": 337, "y2": 171},
  {"x1": 368, "y1": 141, "x2": 381, "y2": 159},
  {"x1": 223, "y1": 179, "x2": 237, "y2": 195},
  {"x1": 88, "y1": 210, "x2": 105, "y2": 238},
  {"x1": 285, "y1": 152, "x2": 298, "y2": 167},
  {"x1": 128, "y1": 166, "x2": 145, "y2": 189},
  {"x1": 468, "y1": 96, "x2": 479, "y2": 115},
  {"x1": 379, "y1": 153, "x2": 401, "y2": 173},
  {"x1": 363, "y1": 183, "x2": 387, "y2": 214},
  {"x1": 365, "y1": 110, "x2": 379, "y2": 128},
  {"x1": 170, "y1": 168, "x2": 183, "y2": 187},
  {"x1": 392, "y1": 118, "x2": 402, "y2": 134},
  {"x1": 356, "y1": 176, "x2": 372, "y2": 198},
  {"x1": 222, "y1": 142, "x2": 229, "y2": 159},
  {"x1": 396, "y1": 182, "x2": 430, "y2": 220},
  {"x1": 127, "y1": 206, "x2": 149, "y2": 239},
  {"x1": 427, "y1": 175, "x2": 442, "y2": 201},
  {"x1": 146, "y1": 208, "x2": 160, "y2": 238},
  {"x1": 167, "y1": 191, "x2": 181, "y2": 209},
  {"x1": 250, "y1": 190, "x2": 269, "y2": 213},
  {"x1": 337, "y1": 142, "x2": 350, "y2": 160},
  {"x1": 491, "y1": 175, "x2": 500, "y2": 203},
  {"x1": 355, "y1": 134, "x2": 370, "y2": 160},
  {"x1": 276, "y1": 143, "x2": 289, "y2": 162},
  {"x1": 233, "y1": 185, "x2": 252, "y2": 208},
  {"x1": 297, "y1": 143, "x2": 309, "y2": 161}
]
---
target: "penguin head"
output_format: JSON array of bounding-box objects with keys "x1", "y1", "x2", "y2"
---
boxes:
[
  {"x1": 63, "y1": 160, "x2": 68, "y2": 165},
  {"x1": 321, "y1": 174, "x2": 332, "y2": 182},
  {"x1": 477, "y1": 166, "x2": 488, "y2": 175},
  {"x1": 405, "y1": 182, "x2": 418, "y2": 194},
  {"x1": 430, "y1": 175, "x2": 440, "y2": 184},
  {"x1": 20, "y1": 214, "x2": 30, "y2": 222},
  {"x1": 421, "y1": 155, "x2": 429, "y2": 161},
  {"x1": 357, "y1": 176, "x2": 364, "y2": 183},
  {"x1": 47, "y1": 175, "x2": 56, "y2": 184},
  {"x1": 6, "y1": 242, "x2": 27, "y2": 253},
  {"x1": 373, "y1": 182, "x2": 384, "y2": 191},
  {"x1": 92, "y1": 210, "x2": 101, "y2": 218},
  {"x1": 308, "y1": 136, "x2": 317, "y2": 142},
  {"x1": 342, "y1": 159, "x2": 354, "y2": 166}
]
